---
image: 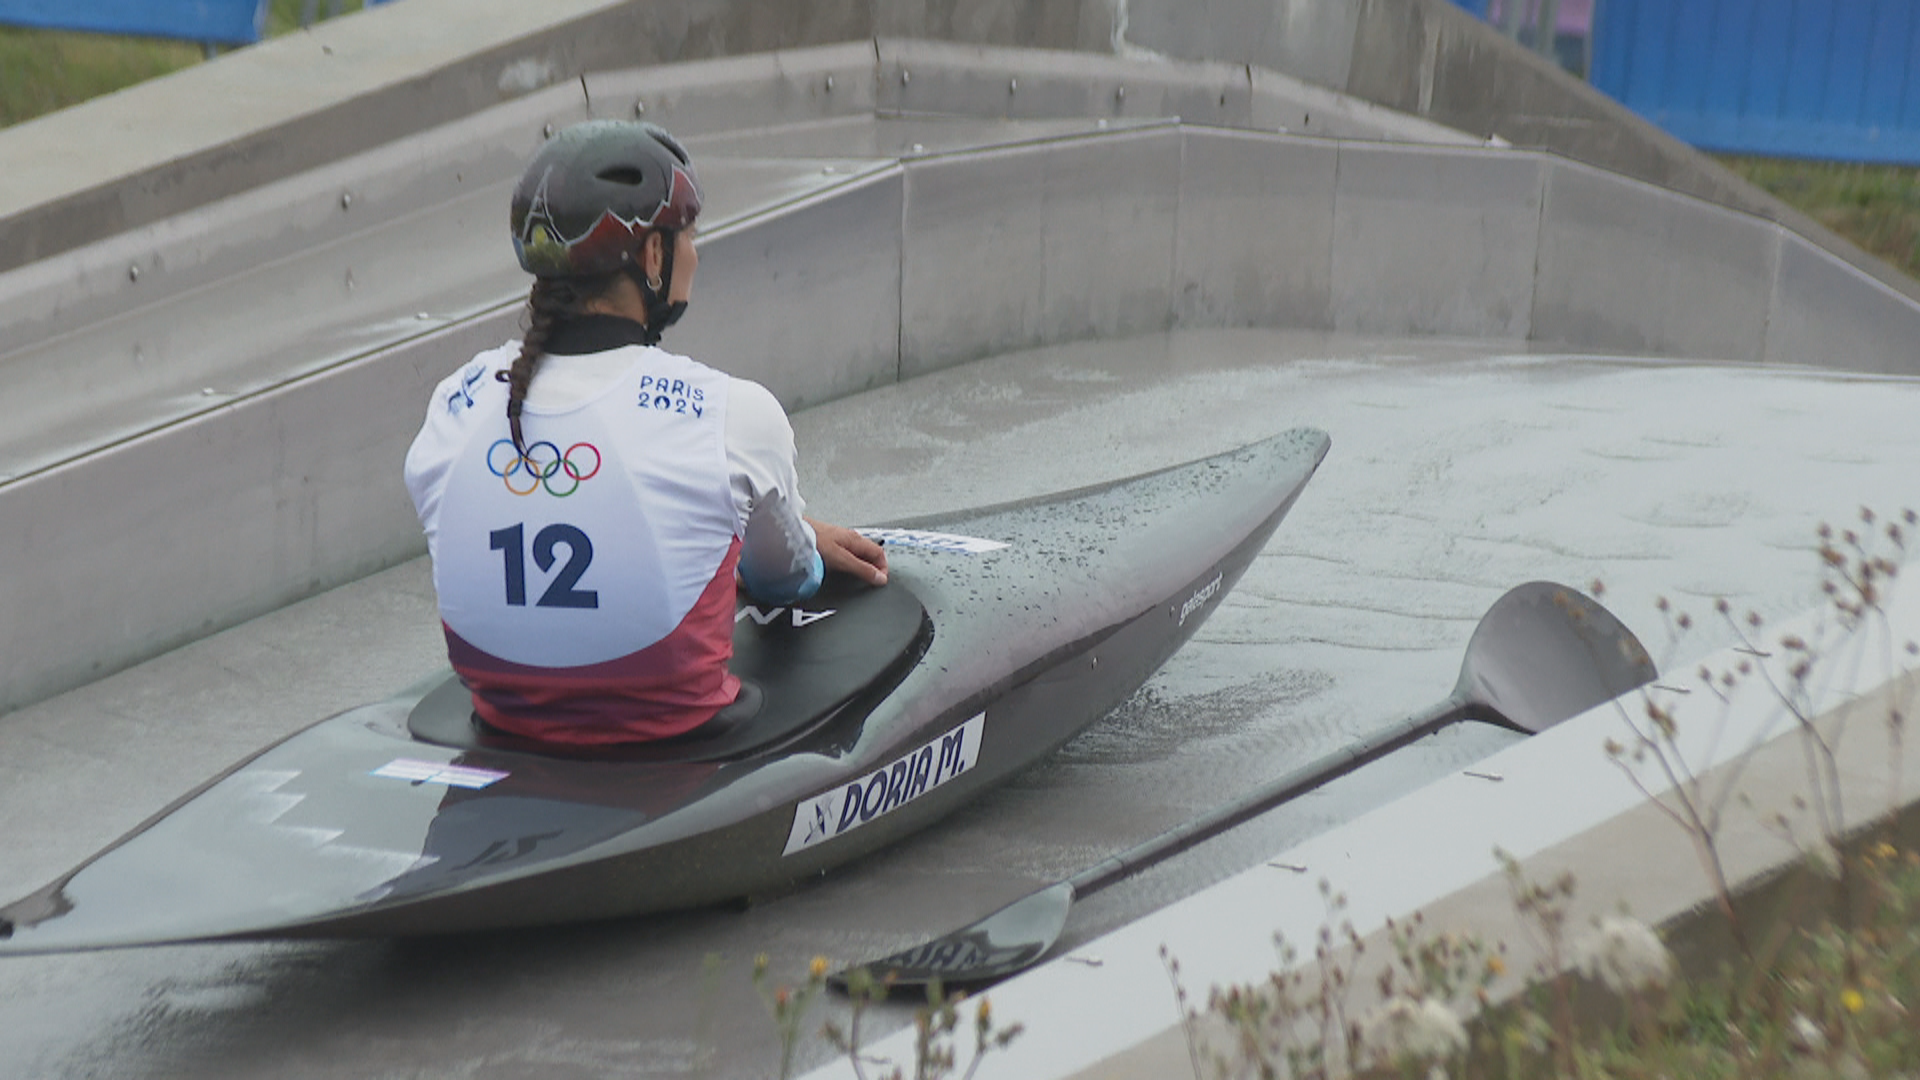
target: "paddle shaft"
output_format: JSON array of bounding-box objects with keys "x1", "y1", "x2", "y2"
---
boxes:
[
  {"x1": 1066, "y1": 696, "x2": 1477, "y2": 900},
  {"x1": 841, "y1": 583, "x2": 1658, "y2": 991}
]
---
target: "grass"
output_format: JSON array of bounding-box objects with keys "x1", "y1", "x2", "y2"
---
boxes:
[
  {"x1": 1720, "y1": 155, "x2": 1920, "y2": 282},
  {"x1": 0, "y1": 0, "x2": 371, "y2": 128},
  {"x1": 1176, "y1": 841, "x2": 1920, "y2": 1080},
  {"x1": 0, "y1": 29, "x2": 198, "y2": 126}
]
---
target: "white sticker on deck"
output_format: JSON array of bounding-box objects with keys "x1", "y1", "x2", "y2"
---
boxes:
[
  {"x1": 858, "y1": 528, "x2": 1008, "y2": 554},
  {"x1": 371, "y1": 758, "x2": 509, "y2": 790},
  {"x1": 783, "y1": 713, "x2": 985, "y2": 856}
]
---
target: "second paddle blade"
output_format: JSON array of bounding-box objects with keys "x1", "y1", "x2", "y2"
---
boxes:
[
  {"x1": 1457, "y1": 581, "x2": 1657, "y2": 735},
  {"x1": 832, "y1": 882, "x2": 1076, "y2": 992}
]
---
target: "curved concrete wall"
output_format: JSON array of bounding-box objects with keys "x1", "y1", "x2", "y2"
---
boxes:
[
  {"x1": 7, "y1": 104, "x2": 1919, "y2": 714},
  {"x1": 2, "y1": 0, "x2": 1908, "y2": 305},
  {"x1": 2, "y1": 8, "x2": 1918, "y2": 715}
]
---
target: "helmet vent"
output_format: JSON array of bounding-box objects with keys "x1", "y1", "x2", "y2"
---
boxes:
[{"x1": 596, "y1": 165, "x2": 648, "y2": 186}]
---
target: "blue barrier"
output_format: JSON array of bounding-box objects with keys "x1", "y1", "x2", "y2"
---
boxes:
[
  {"x1": 1590, "y1": 0, "x2": 1920, "y2": 164},
  {"x1": 0, "y1": 0, "x2": 400, "y2": 45},
  {"x1": 0, "y1": 0, "x2": 270, "y2": 44}
]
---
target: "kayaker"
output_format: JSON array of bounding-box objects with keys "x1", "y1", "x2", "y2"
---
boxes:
[{"x1": 403, "y1": 120, "x2": 887, "y2": 746}]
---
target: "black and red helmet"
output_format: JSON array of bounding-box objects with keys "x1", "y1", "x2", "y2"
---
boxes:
[{"x1": 509, "y1": 121, "x2": 703, "y2": 279}]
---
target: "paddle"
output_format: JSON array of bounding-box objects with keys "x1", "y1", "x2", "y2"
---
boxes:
[{"x1": 831, "y1": 581, "x2": 1657, "y2": 991}]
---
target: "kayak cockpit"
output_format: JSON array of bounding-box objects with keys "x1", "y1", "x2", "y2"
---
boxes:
[{"x1": 407, "y1": 576, "x2": 932, "y2": 763}]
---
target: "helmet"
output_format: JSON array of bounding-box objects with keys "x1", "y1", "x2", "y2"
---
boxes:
[{"x1": 509, "y1": 121, "x2": 702, "y2": 279}]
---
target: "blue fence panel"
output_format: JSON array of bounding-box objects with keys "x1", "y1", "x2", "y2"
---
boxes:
[
  {"x1": 1591, "y1": 0, "x2": 1920, "y2": 164},
  {"x1": 0, "y1": 0, "x2": 270, "y2": 44}
]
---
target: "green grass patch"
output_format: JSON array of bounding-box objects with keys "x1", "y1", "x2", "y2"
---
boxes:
[
  {"x1": 0, "y1": 0, "x2": 372, "y2": 128},
  {"x1": 0, "y1": 28, "x2": 200, "y2": 127},
  {"x1": 1720, "y1": 155, "x2": 1920, "y2": 282}
]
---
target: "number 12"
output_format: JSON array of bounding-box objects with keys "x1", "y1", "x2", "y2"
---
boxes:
[{"x1": 488, "y1": 523, "x2": 599, "y2": 609}]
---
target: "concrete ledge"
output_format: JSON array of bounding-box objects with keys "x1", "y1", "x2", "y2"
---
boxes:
[
  {"x1": 877, "y1": 38, "x2": 1249, "y2": 126},
  {"x1": 0, "y1": 82, "x2": 587, "y2": 380},
  {"x1": 584, "y1": 42, "x2": 880, "y2": 134},
  {"x1": 1174, "y1": 128, "x2": 1336, "y2": 330},
  {"x1": 1331, "y1": 143, "x2": 1543, "y2": 339},
  {"x1": 4, "y1": 0, "x2": 1908, "y2": 312},
  {"x1": 899, "y1": 124, "x2": 1181, "y2": 378},
  {"x1": 1767, "y1": 236, "x2": 1920, "y2": 378},
  {"x1": 0, "y1": 315, "x2": 504, "y2": 713},
  {"x1": 798, "y1": 584, "x2": 1920, "y2": 1078},
  {"x1": 1336, "y1": 0, "x2": 1920, "y2": 308},
  {"x1": 1115, "y1": 0, "x2": 1362, "y2": 94},
  {"x1": 0, "y1": 4, "x2": 1125, "y2": 272},
  {"x1": 0, "y1": 40, "x2": 1462, "y2": 366},
  {"x1": 1533, "y1": 160, "x2": 1780, "y2": 361},
  {"x1": 682, "y1": 165, "x2": 906, "y2": 410},
  {"x1": 0, "y1": 0, "x2": 644, "y2": 273}
]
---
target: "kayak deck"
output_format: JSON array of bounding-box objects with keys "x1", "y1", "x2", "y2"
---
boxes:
[{"x1": 0, "y1": 428, "x2": 1329, "y2": 953}]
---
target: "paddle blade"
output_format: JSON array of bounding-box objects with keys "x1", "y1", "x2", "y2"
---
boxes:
[
  {"x1": 830, "y1": 882, "x2": 1075, "y2": 992},
  {"x1": 1457, "y1": 582, "x2": 1657, "y2": 734}
]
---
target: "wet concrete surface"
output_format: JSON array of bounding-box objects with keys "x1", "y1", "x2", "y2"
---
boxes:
[{"x1": 4, "y1": 329, "x2": 1919, "y2": 1077}]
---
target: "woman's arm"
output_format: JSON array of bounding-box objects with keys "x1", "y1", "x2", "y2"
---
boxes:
[{"x1": 808, "y1": 518, "x2": 888, "y2": 586}]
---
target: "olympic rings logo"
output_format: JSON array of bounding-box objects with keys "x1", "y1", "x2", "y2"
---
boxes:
[{"x1": 486, "y1": 439, "x2": 602, "y2": 497}]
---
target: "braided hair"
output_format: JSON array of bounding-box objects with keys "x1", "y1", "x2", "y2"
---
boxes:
[{"x1": 504, "y1": 273, "x2": 619, "y2": 455}]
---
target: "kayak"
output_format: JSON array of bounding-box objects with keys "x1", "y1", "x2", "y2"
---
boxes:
[{"x1": 0, "y1": 429, "x2": 1329, "y2": 953}]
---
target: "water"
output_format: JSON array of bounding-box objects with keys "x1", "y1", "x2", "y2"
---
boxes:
[{"x1": 4, "y1": 329, "x2": 1918, "y2": 1078}]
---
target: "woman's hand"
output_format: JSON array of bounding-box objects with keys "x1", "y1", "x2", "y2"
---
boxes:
[{"x1": 808, "y1": 518, "x2": 888, "y2": 586}]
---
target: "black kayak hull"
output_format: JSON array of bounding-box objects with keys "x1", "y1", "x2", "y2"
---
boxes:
[{"x1": 0, "y1": 430, "x2": 1328, "y2": 953}]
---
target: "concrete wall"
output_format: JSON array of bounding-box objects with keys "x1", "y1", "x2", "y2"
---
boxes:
[
  {"x1": 2, "y1": 0, "x2": 1909, "y2": 307},
  {"x1": 9, "y1": 115, "x2": 1919, "y2": 714},
  {"x1": 4, "y1": 2, "x2": 1918, "y2": 713},
  {"x1": 1111, "y1": 0, "x2": 1919, "y2": 305},
  {"x1": 0, "y1": 40, "x2": 1465, "y2": 371}
]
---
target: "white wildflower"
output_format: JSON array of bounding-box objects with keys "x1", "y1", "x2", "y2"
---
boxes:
[
  {"x1": 1787, "y1": 1012, "x2": 1826, "y2": 1054},
  {"x1": 1358, "y1": 996, "x2": 1467, "y2": 1070},
  {"x1": 1574, "y1": 915, "x2": 1673, "y2": 994}
]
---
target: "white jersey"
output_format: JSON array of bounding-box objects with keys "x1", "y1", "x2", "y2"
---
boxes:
[{"x1": 404, "y1": 338, "x2": 822, "y2": 742}]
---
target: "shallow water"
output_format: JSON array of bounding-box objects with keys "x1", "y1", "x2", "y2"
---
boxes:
[{"x1": 3, "y1": 329, "x2": 1918, "y2": 1078}]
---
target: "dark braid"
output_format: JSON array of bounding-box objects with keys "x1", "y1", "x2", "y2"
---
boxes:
[{"x1": 506, "y1": 277, "x2": 576, "y2": 455}]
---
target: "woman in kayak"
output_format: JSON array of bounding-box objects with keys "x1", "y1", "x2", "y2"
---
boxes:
[{"x1": 404, "y1": 120, "x2": 887, "y2": 746}]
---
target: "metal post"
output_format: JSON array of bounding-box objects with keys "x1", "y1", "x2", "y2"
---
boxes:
[
  {"x1": 1538, "y1": 0, "x2": 1562, "y2": 63},
  {"x1": 1583, "y1": 0, "x2": 1598, "y2": 79},
  {"x1": 1499, "y1": 0, "x2": 1523, "y2": 39}
]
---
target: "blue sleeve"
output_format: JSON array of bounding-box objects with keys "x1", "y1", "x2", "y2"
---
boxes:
[{"x1": 737, "y1": 489, "x2": 823, "y2": 604}]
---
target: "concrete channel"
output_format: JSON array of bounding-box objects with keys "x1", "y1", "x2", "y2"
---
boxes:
[{"x1": 2, "y1": 1, "x2": 1918, "y2": 1076}]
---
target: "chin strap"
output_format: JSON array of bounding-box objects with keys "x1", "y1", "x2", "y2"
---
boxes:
[{"x1": 632, "y1": 228, "x2": 689, "y2": 346}]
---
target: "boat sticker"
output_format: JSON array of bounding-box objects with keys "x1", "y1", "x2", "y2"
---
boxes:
[
  {"x1": 783, "y1": 712, "x2": 986, "y2": 856},
  {"x1": 736, "y1": 604, "x2": 837, "y2": 627},
  {"x1": 371, "y1": 758, "x2": 509, "y2": 790},
  {"x1": 857, "y1": 528, "x2": 1008, "y2": 554},
  {"x1": 1176, "y1": 571, "x2": 1224, "y2": 626}
]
